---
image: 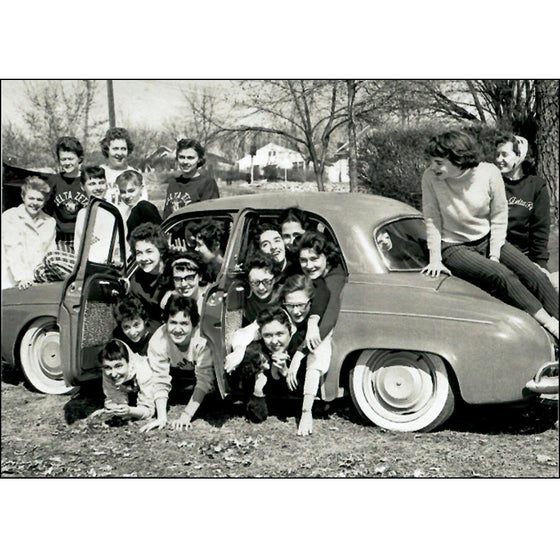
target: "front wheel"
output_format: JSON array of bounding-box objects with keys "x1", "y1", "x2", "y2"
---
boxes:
[
  {"x1": 349, "y1": 349, "x2": 455, "y2": 432},
  {"x1": 19, "y1": 317, "x2": 77, "y2": 395}
]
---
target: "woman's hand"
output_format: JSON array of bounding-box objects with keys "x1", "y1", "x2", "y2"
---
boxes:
[
  {"x1": 140, "y1": 418, "x2": 167, "y2": 433},
  {"x1": 286, "y1": 353, "x2": 304, "y2": 391},
  {"x1": 489, "y1": 255, "x2": 500, "y2": 263},
  {"x1": 17, "y1": 279, "x2": 32, "y2": 290},
  {"x1": 253, "y1": 372, "x2": 268, "y2": 397},
  {"x1": 305, "y1": 320, "x2": 322, "y2": 351},
  {"x1": 171, "y1": 412, "x2": 192, "y2": 431},
  {"x1": 271, "y1": 351, "x2": 290, "y2": 377},
  {"x1": 225, "y1": 348, "x2": 245, "y2": 374},
  {"x1": 421, "y1": 262, "x2": 451, "y2": 278}
]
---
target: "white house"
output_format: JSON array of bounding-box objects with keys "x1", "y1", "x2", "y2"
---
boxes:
[{"x1": 237, "y1": 142, "x2": 305, "y2": 172}]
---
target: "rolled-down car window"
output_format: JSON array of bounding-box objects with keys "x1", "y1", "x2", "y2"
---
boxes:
[{"x1": 374, "y1": 218, "x2": 429, "y2": 271}]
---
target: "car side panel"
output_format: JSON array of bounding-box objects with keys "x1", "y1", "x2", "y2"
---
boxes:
[{"x1": 324, "y1": 279, "x2": 553, "y2": 404}]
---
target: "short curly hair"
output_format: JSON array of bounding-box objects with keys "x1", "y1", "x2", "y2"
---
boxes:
[
  {"x1": 280, "y1": 274, "x2": 314, "y2": 301},
  {"x1": 113, "y1": 295, "x2": 149, "y2": 325},
  {"x1": 100, "y1": 127, "x2": 134, "y2": 158},
  {"x1": 256, "y1": 305, "x2": 292, "y2": 331},
  {"x1": 56, "y1": 136, "x2": 84, "y2": 161},
  {"x1": 176, "y1": 138, "x2": 206, "y2": 167},
  {"x1": 21, "y1": 176, "x2": 51, "y2": 199},
  {"x1": 162, "y1": 293, "x2": 199, "y2": 327},
  {"x1": 425, "y1": 130, "x2": 480, "y2": 170},
  {"x1": 244, "y1": 252, "x2": 281, "y2": 283},
  {"x1": 129, "y1": 222, "x2": 168, "y2": 259},
  {"x1": 297, "y1": 231, "x2": 341, "y2": 269}
]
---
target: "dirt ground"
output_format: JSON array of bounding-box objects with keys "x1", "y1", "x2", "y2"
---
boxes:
[{"x1": 1, "y1": 363, "x2": 557, "y2": 478}]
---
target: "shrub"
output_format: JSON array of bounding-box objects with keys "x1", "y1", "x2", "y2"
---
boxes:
[{"x1": 358, "y1": 124, "x2": 500, "y2": 210}]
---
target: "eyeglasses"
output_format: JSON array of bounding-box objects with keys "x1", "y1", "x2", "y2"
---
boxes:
[
  {"x1": 174, "y1": 273, "x2": 198, "y2": 284},
  {"x1": 249, "y1": 278, "x2": 274, "y2": 289},
  {"x1": 283, "y1": 301, "x2": 311, "y2": 312}
]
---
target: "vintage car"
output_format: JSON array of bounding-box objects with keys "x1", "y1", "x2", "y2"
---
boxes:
[{"x1": 1, "y1": 193, "x2": 557, "y2": 432}]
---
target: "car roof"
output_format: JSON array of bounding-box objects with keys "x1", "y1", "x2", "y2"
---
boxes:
[
  {"x1": 171, "y1": 192, "x2": 422, "y2": 275},
  {"x1": 173, "y1": 191, "x2": 421, "y2": 224}
]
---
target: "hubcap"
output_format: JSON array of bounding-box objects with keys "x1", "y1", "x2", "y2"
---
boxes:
[
  {"x1": 374, "y1": 364, "x2": 431, "y2": 410},
  {"x1": 36, "y1": 329, "x2": 63, "y2": 381}
]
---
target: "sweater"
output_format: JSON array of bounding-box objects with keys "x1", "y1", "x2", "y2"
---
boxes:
[
  {"x1": 504, "y1": 174, "x2": 550, "y2": 267},
  {"x1": 163, "y1": 173, "x2": 220, "y2": 219},
  {"x1": 308, "y1": 264, "x2": 346, "y2": 341},
  {"x1": 422, "y1": 162, "x2": 508, "y2": 261},
  {"x1": 1, "y1": 204, "x2": 56, "y2": 288},
  {"x1": 102, "y1": 342, "x2": 155, "y2": 419},
  {"x1": 147, "y1": 324, "x2": 215, "y2": 402},
  {"x1": 45, "y1": 174, "x2": 89, "y2": 235},
  {"x1": 118, "y1": 200, "x2": 162, "y2": 239},
  {"x1": 129, "y1": 270, "x2": 171, "y2": 322}
]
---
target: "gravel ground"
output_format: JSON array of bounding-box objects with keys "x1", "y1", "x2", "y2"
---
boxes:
[{"x1": 1, "y1": 364, "x2": 557, "y2": 478}]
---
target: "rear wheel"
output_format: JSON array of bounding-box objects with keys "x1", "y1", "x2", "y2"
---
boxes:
[
  {"x1": 349, "y1": 349, "x2": 455, "y2": 432},
  {"x1": 19, "y1": 317, "x2": 77, "y2": 395}
]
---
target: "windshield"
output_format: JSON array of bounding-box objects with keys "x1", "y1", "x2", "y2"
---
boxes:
[{"x1": 374, "y1": 217, "x2": 429, "y2": 271}]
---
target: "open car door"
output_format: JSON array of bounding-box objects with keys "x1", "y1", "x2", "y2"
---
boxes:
[
  {"x1": 200, "y1": 208, "x2": 259, "y2": 398},
  {"x1": 58, "y1": 199, "x2": 127, "y2": 387}
]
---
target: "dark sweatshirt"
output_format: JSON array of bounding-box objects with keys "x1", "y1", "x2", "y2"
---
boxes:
[
  {"x1": 163, "y1": 173, "x2": 220, "y2": 219},
  {"x1": 504, "y1": 175, "x2": 550, "y2": 268}
]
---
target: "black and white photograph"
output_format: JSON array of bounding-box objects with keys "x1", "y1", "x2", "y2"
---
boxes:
[{"x1": 2, "y1": 78, "x2": 558, "y2": 480}]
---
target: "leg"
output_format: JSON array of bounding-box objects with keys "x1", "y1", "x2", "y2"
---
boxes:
[
  {"x1": 443, "y1": 244, "x2": 543, "y2": 315},
  {"x1": 499, "y1": 242, "x2": 558, "y2": 319}
]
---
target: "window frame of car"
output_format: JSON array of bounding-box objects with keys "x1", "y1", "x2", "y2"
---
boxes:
[{"x1": 372, "y1": 215, "x2": 429, "y2": 272}]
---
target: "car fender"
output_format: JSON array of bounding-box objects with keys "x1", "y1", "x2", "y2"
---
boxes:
[
  {"x1": 1, "y1": 282, "x2": 65, "y2": 364},
  {"x1": 325, "y1": 278, "x2": 554, "y2": 404}
]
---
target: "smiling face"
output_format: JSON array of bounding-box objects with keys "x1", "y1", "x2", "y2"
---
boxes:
[
  {"x1": 83, "y1": 177, "x2": 107, "y2": 199},
  {"x1": 120, "y1": 317, "x2": 147, "y2": 344},
  {"x1": 58, "y1": 150, "x2": 81, "y2": 176},
  {"x1": 429, "y1": 157, "x2": 464, "y2": 180},
  {"x1": 495, "y1": 142, "x2": 521, "y2": 177},
  {"x1": 101, "y1": 358, "x2": 129, "y2": 386},
  {"x1": 248, "y1": 267, "x2": 275, "y2": 300},
  {"x1": 283, "y1": 290, "x2": 311, "y2": 324},
  {"x1": 166, "y1": 311, "x2": 193, "y2": 346},
  {"x1": 107, "y1": 139, "x2": 129, "y2": 169},
  {"x1": 261, "y1": 319, "x2": 291, "y2": 354},
  {"x1": 173, "y1": 268, "x2": 199, "y2": 298},
  {"x1": 118, "y1": 182, "x2": 142, "y2": 207},
  {"x1": 299, "y1": 248, "x2": 328, "y2": 280},
  {"x1": 259, "y1": 229, "x2": 285, "y2": 265},
  {"x1": 281, "y1": 221, "x2": 305, "y2": 253},
  {"x1": 177, "y1": 148, "x2": 201, "y2": 176},
  {"x1": 22, "y1": 189, "x2": 48, "y2": 219},
  {"x1": 134, "y1": 240, "x2": 162, "y2": 274}
]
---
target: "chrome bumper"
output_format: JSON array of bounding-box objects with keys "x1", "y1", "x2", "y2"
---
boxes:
[{"x1": 525, "y1": 362, "x2": 559, "y2": 395}]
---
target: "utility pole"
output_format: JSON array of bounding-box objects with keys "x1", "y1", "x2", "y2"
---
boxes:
[{"x1": 107, "y1": 80, "x2": 116, "y2": 127}]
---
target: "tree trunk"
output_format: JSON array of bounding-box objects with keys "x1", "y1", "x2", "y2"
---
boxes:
[
  {"x1": 314, "y1": 165, "x2": 325, "y2": 191},
  {"x1": 347, "y1": 80, "x2": 359, "y2": 192},
  {"x1": 535, "y1": 79, "x2": 559, "y2": 220}
]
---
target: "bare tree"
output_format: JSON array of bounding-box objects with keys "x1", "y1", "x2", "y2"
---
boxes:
[
  {"x1": 535, "y1": 79, "x2": 559, "y2": 219},
  {"x1": 213, "y1": 80, "x2": 349, "y2": 191},
  {"x1": 20, "y1": 80, "x2": 103, "y2": 164}
]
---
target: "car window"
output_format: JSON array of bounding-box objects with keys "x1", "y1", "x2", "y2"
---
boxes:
[
  {"x1": 86, "y1": 205, "x2": 124, "y2": 268},
  {"x1": 374, "y1": 218, "x2": 429, "y2": 271}
]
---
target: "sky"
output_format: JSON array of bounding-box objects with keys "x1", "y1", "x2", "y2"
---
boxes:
[{"x1": 1, "y1": 80, "x2": 228, "y2": 131}]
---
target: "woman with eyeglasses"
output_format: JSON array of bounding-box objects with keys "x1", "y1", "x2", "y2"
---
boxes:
[
  {"x1": 224, "y1": 252, "x2": 282, "y2": 380},
  {"x1": 160, "y1": 250, "x2": 209, "y2": 315}
]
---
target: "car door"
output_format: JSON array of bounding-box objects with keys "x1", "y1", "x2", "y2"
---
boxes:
[
  {"x1": 200, "y1": 208, "x2": 259, "y2": 397},
  {"x1": 58, "y1": 199, "x2": 127, "y2": 386}
]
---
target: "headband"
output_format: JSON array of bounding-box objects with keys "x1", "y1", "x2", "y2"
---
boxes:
[
  {"x1": 514, "y1": 136, "x2": 529, "y2": 164},
  {"x1": 171, "y1": 258, "x2": 199, "y2": 272}
]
